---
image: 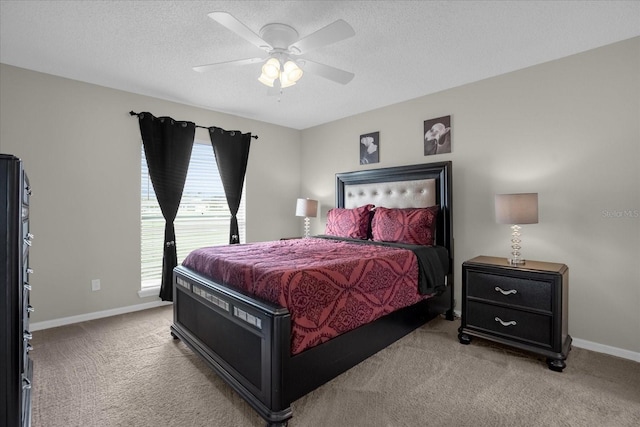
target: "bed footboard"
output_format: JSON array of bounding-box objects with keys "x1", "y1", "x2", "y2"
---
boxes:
[
  {"x1": 171, "y1": 266, "x2": 293, "y2": 425},
  {"x1": 171, "y1": 266, "x2": 454, "y2": 426}
]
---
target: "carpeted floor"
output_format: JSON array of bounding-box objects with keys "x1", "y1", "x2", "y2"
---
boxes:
[{"x1": 30, "y1": 305, "x2": 640, "y2": 427}]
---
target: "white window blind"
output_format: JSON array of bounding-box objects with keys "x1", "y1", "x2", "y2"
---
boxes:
[{"x1": 141, "y1": 141, "x2": 246, "y2": 288}]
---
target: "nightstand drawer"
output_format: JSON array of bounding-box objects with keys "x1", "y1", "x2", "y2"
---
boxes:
[
  {"x1": 466, "y1": 301, "x2": 552, "y2": 347},
  {"x1": 466, "y1": 270, "x2": 551, "y2": 311}
]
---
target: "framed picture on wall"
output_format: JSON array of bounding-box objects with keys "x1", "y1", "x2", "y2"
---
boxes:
[
  {"x1": 360, "y1": 131, "x2": 380, "y2": 165},
  {"x1": 424, "y1": 115, "x2": 451, "y2": 155}
]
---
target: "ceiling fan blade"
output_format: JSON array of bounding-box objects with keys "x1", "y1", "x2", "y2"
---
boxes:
[
  {"x1": 299, "y1": 59, "x2": 354, "y2": 85},
  {"x1": 193, "y1": 57, "x2": 264, "y2": 73},
  {"x1": 289, "y1": 19, "x2": 355, "y2": 54},
  {"x1": 208, "y1": 12, "x2": 272, "y2": 51}
]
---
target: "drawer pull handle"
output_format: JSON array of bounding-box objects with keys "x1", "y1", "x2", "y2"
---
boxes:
[
  {"x1": 495, "y1": 286, "x2": 517, "y2": 296},
  {"x1": 495, "y1": 317, "x2": 517, "y2": 327}
]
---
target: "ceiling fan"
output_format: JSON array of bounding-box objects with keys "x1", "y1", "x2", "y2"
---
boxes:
[{"x1": 193, "y1": 12, "x2": 356, "y2": 90}]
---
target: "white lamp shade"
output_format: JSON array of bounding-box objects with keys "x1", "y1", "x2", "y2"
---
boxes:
[
  {"x1": 296, "y1": 198, "x2": 318, "y2": 218},
  {"x1": 279, "y1": 73, "x2": 297, "y2": 88},
  {"x1": 283, "y1": 61, "x2": 303, "y2": 82},
  {"x1": 495, "y1": 193, "x2": 538, "y2": 224},
  {"x1": 258, "y1": 74, "x2": 275, "y2": 87},
  {"x1": 262, "y1": 58, "x2": 280, "y2": 79}
]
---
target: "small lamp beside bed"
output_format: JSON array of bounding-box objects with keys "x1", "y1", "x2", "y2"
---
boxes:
[
  {"x1": 296, "y1": 198, "x2": 318, "y2": 238},
  {"x1": 495, "y1": 193, "x2": 538, "y2": 265}
]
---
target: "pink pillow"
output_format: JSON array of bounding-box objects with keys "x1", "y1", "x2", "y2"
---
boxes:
[
  {"x1": 371, "y1": 206, "x2": 438, "y2": 245},
  {"x1": 325, "y1": 204, "x2": 374, "y2": 239}
]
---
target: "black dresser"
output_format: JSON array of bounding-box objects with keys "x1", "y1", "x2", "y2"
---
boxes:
[
  {"x1": 1, "y1": 154, "x2": 33, "y2": 427},
  {"x1": 459, "y1": 256, "x2": 571, "y2": 371}
]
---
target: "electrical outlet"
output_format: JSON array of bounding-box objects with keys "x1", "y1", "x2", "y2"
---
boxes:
[{"x1": 91, "y1": 279, "x2": 101, "y2": 291}]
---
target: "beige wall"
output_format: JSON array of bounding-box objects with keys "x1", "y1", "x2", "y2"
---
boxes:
[
  {"x1": 0, "y1": 64, "x2": 302, "y2": 322},
  {"x1": 300, "y1": 37, "x2": 640, "y2": 354}
]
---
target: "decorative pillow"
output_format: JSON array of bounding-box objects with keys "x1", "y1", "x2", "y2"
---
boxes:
[
  {"x1": 325, "y1": 204, "x2": 374, "y2": 239},
  {"x1": 371, "y1": 206, "x2": 439, "y2": 245}
]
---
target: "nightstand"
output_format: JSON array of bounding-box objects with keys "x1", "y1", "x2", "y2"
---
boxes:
[{"x1": 458, "y1": 256, "x2": 571, "y2": 371}]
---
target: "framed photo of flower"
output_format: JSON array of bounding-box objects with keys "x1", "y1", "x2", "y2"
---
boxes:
[
  {"x1": 424, "y1": 115, "x2": 451, "y2": 155},
  {"x1": 360, "y1": 131, "x2": 380, "y2": 165}
]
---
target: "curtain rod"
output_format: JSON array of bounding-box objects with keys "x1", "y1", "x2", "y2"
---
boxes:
[{"x1": 129, "y1": 111, "x2": 259, "y2": 139}]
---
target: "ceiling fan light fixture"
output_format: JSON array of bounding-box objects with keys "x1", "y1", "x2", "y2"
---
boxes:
[
  {"x1": 279, "y1": 75, "x2": 297, "y2": 88},
  {"x1": 258, "y1": 73, "x2": 275, "y2": 87},
  {"x1": 262, "y1": 57, "x2": 281, "y2": 79},
  {"x1": 283, "y1": 60, "x2": 303, "y2": 83}
]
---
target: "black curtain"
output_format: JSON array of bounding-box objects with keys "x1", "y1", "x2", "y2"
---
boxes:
[
  {"x1": 138, "y1": 112, "x2": 195, "y2": 301},
  {"x1": 208, "y1": 127, "x2": 252, "y2": 244}
]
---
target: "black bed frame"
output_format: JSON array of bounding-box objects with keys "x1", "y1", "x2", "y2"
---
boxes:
[{"x1": 170, "y1": 161, "x2": 454, "y2": 426}]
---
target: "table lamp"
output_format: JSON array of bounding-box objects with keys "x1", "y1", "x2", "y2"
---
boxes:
[
  {"x1": 296, "y1": 198, "x2": 318, "y2": 238},
  {"x1": 495, "y1": 193, "x2": 538, "y2": 265}
]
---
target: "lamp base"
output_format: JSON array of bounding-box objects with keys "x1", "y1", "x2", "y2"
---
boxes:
[
  {"x1": 303, "y1": 217, "x2": 311, "y2": 238},
  {"x1": 507, "y1": 225, "x2": 525, "y2": 266}
]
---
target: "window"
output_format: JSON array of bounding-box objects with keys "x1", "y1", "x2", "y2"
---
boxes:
[{"x1": 140, "y1": 141, "x2": 245, "y2": 290}]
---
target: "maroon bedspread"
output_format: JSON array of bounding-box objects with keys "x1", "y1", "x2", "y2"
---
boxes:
[{"x1": 182, "y1": 237, "x2": 429, "y2": 355}]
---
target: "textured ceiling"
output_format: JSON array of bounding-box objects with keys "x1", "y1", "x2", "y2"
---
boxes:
[{"x1": 1, "y1": 1, "x2": 639, "y2": 130}]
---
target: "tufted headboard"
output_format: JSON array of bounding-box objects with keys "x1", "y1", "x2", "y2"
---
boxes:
[
  {"x1": 335, "y1": 161, "x2": 453, "y2": 254},
  {"x1": 343, "y1": 179, "x2": 436, "y2": 209}
]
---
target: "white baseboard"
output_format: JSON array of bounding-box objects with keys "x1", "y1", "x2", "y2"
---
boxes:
[
  {"x1": 571, "y1": 337, "x2": 640, "y2": 363},
  {"x1": 29, "y1": 300, "x2": 172, "y2": 332},
  {"x1": 452, "y1": 310, "x2": 638, "y2": 362}
]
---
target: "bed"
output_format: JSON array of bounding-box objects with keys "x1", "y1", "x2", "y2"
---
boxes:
[{"x1": 170, "y1": 161, "x2": 454, "y2": 426}]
